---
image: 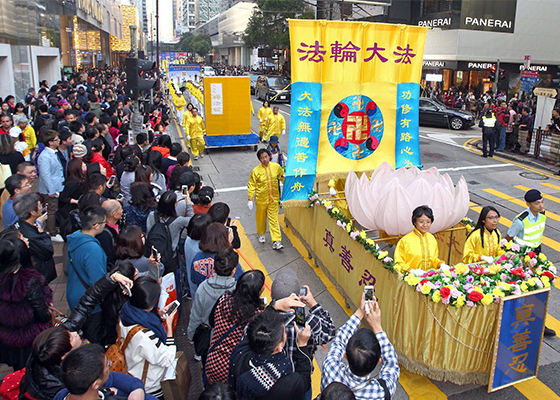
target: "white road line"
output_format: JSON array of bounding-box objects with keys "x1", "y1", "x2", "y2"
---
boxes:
[
  {"x1": 438, "y1": 164, "x2": 514, "y2": 172},
  {"x1": 421, "y1": 133, "x2": 470, "y2": 149},
  {"x1": 215, "y1": 185, "x2": 248, "y2": 193}
]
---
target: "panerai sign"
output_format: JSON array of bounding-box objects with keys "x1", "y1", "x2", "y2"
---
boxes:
[
  {"x1": 460, "y1": 0, "x2": 517, "y2": 33},
  {"x1": 463, "y1": 17, "x2": 512, "y2": 29}
]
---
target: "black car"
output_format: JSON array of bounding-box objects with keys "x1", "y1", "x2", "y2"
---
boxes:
[
  {"x1": 419, "y1": 97, "x2": 475, "y2": 130},
  {"x1": 256, "y1": 75, "x2": 291, "y2": 102},
  {"x1": 248, "y1": 74, "x2": 259, "y2": 95}
]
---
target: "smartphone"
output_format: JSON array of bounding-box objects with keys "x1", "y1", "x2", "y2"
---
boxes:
[
  {"x1": 119, "y1": 282, "x2": 132, "y2": 297},
  {"x1": 116, "y1": 193, "x2": 124, "y2": 201},
  {"x1": 151, "y1": 247, "x2": 159, "y2": 260},
  {"x1": 299, "y1": 287, "x2": 307, "y2": 297},
  {"x1": 41, "y1": 205, "x2": 47, "y2": 215},
  {"x1": 295, "y1": 307, "x2": 306, "y2": 327},
  {"x1": 165, "y1": 300, "x2": 180, "y2": 316},
  {"x1": 181, "y1": 185, "x2": 189, "y2": 196},
  {"x1": 260, "y1": 297, "x2": 267, "y2": 305},
  {"x1": 108, "y1": 175, "x2": 116, "y2": 185},
  {"x1": 364, "y1": 285, "x2": 375, "y2": 302}
]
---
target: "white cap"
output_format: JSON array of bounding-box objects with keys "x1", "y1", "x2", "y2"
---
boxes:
[{"x1": 9, "y1": 127, "x2": 22, "y2": 138}]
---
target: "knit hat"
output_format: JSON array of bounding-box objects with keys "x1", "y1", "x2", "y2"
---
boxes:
[
  {"x1": 73, "y1": 144, "x2": 87, "y2": 158},
  {"x1": 524, "y1": 189, "x2": 543, "y2": 203},
  {"x1": 271, "y1": 268, "x2": 300, "y2": 300},
  {"x1": 72, "y1": 133, "x2": 84, "y2": 145}
]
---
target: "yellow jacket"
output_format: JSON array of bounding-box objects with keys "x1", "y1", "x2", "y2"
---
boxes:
[
  {"x1": 462, "y1": 228, "x2": 505, "y2": 264},
  {"x1": 247, "y1": 162, "x2": 285, "y2": 204},
  {"x1": 168, "y1": 81, "x2": 176, "y2": 96},
  {"x1": 182, "y1": 109, "x2": 193, "y2": 129},
  {"x1": 22, "y1": 125, "x2": 37, "y2": 150},
  {"x1": 268, "y1": 113, "x2": 286, "y2": 136},
  {"x1": 395, "y1": 228, "x2": 443, "y2": 271},
  {"x1": 185, "y1": 116, "x2": 205, "y2": 138},
  {"x1": 257, "y1": 107, "x2": 273, "y2": 125},
  {"x1": 173, "y1": 94, "x2": 186, "y2": 110}
]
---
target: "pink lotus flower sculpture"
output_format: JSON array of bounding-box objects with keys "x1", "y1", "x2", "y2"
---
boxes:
[{"x1": 345, "y1": 162, "x2": 470, "y2": 236}]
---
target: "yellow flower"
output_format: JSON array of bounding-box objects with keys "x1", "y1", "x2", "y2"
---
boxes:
[
  {"x1": 499, "y1": 282, "x2": 511, "y2": 291},
  {"x1": 366, "y1": 238, "x2": 374, "y2": 246},
  {"x1": 488, "y1": 263, "x2": 502, "y2": 275},
  {"x1": 324, "y1": 201, "x2": 332, "y2": 208},
  {"x1": 455, "y1": 296, "x2": 465, "y2": 307},
  {"x1": 542, "y1": 276, "x2": 551, "y2": 287},
  {"x1": 473, "y1": 286, "x2": 484, "y2": 294},
  {"x1": 505, "y1": 241, "x2": 512, "y2": 250},
  {"x1": 331, "y1": 207, "x2": 340, "y2": 214},
  {"x1": 432, "y1": 291, "x2": 441, "y2": 303},
  {"x1": 454, "y1": 263, "x2": 469, "y2": 275},
  {"x1": 524, "y1": 255, "x2": 530, "y2": 263},
  {"x1": 421, "y1": 284, "x2": 431, "y2": 295},
  {"x1": 527, "y1": 278, "x2": 536, "y2": 287},
  {"x1": 394, "y1": 264, "x2": 403, "y2": 274},
  {"x1": 539, "y1": 253, "x2": 547, "y2": 261},
  {"x1": 443, "y1": 269, "x2": 451, "y2": 277},
  {"x1": 406, "y1": 276, "x2": 420, "y2": 286},
  {"x1": 360, "y1": 231, "x2": 367, "y2": 239},
  {"x1": 520, "y1": 282, "x2": 528, "y2": 292},
  {"x1": 481, "y1": 293, "x2": 494, "y2": 306},
  {"x1": 492, "y1": 288, "x2": 505, "y2": 298},
  {"x1": 377, "y1": 251, "x2": 388, "y2": 260},
  {"x1": 346, "y1": 223, "x2": 353, "y2": 233}
]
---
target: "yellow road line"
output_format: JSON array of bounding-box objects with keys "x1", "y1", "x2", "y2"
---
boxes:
[
  {"x1": 515, "y1": 184, "x2": 560, "y2": 205},
  {"x1": 515, "y1": 376, "x2": 560, "y2": 400},
  {"x1": 280, "y1": 215, "x2": 448, "y2": 398},
  {"x1": 541, "y1": 182, "x2": 560, "y2": 191},
  {"x1": 312, "y1": 359, "x2": 321, "y2": 396},
  {"x1": 483, "y1": 188, "x2": 560, "y2": 223}
]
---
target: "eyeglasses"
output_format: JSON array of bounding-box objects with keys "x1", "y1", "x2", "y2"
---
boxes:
[{"x1": 95, "y1": 219, "x2": 107, "y2": 226}]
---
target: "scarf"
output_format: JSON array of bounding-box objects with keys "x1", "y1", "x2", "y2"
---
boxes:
[
  {"x1": 236, "y1": 351, "x2": 292, "y2": 399},
  {"x1": 120, "y1": 301, "x2": 167, "y2": 343}
]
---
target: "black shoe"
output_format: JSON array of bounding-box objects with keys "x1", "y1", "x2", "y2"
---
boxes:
[
  {"x1": 555, "y1": 171, "x2": 560, "y2": 176},
  {"x1": 481, "y1": 155, "x2": 487, "y2": 158},
  {"x1": 544, "y1": 326, "x2": 556, "y2": 336}
]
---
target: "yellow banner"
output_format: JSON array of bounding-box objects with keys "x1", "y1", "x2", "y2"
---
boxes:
[
  {"x1": 289, "y1": 20, "x2": 427, "y2": 177},
  {"x1": 203, "y1": 76, "x2": 251, "y2": 136}
]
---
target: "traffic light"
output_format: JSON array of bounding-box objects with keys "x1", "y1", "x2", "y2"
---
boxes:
[
  {"x1": 498, "y1": 68, "x2": 506, "y2": 82},
  {"x1": 125, "y1": 57, "x2": 157, "y2": 100},
  {"x1": 489, "y1": 65, "x2": 496, "y2": 81}
]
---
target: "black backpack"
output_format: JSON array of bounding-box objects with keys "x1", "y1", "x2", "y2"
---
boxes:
[
  {"x1": 60, "y1": 209, "x2": 81, "y2": 242},
  {"x1": 145, "y1": 216, "x2": 177, "y2": 275}
]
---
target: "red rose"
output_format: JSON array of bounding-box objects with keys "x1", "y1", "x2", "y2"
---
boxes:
[
  {"x1": 440, "y1": 287, "x2": 451, "y2": 298},
  {"x1": 543, "y1": 271, "x2": 555, "y2": 280},
  {"x1": 420, "y1": 279, "x2": 428, "y2": 285},
  {"x1": 528, "y1": 251, "x2": 537, "y2": 258},
  {"x1": 468, "y1": 291, "x2": 484, "y2": 302}
]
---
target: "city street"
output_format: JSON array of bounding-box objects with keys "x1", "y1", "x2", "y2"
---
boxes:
[{"x1": 166, "y1": 93, "x2": 560, "y2": 399}]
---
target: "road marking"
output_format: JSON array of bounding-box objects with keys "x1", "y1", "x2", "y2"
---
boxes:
[
  {"x1": 514, "y1": 376, "x2": 560, "y2": 400},
  {"x1": 439, "y1": 164, "x2": 512, "y2": 172},
  {"x1": 541, "y1": 182, "x2": 560, "y2": 191},
  {"x1": 483, "y1": 188, "x2": 560, "y2": 223},
  {"x1": 215, "y1": 185, "x2": 248, "y2": 193},
  {"x1": 280, "y1": 215, "x2": 448, "y2": 398},
  {"x1": 515, "y1": 184, "x2": 560, "y2": 205},
  {"x1": 422, "y1": 133, "x2": 467, "y2": 149}
]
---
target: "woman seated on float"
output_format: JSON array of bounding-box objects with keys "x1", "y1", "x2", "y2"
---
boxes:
[
  {"x1": 462, "y1": 206, "x2": 504, "y2": 264},
  {"x1": 395, "y1": 205, "x2": 447, "y2": 271}
]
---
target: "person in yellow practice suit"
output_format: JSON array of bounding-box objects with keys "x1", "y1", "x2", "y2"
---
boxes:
[
  {"x1": 185, "y1": 107, "x2": 205, "y2": 160},
  {"x1": 463, "y1": 206, "x2": 505, "y2": 264},
  {"x1": 173, "y1": 91, "x2": 187, "y2": 122},
  {"x1": 257, "y1": 100, "x2": 272, "y2": 142},
  {"x1": 247, "y1": 148, "x2": 285, "y2": 250},
  {"x1": 395, "y1": 205, "x2": 447, "y2": 272},
  {"x1": 182, "y1": 103, "x2": 194, "y2": 147},
  {"x1": 265, "y1": 106, "x2": 286, "y2": 141}
]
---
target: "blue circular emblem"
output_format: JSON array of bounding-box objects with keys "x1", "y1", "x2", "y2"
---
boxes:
[{"x1": 327, "y1": 95, "x2": 384, "y2": 160}]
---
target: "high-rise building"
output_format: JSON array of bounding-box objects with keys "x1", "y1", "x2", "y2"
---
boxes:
[
  {"x1": 182, "y1": 0, "x2": 196, "y2": 32},
  {"x1": 196, "y1": 0, "x2": 220, "y2": 25}
]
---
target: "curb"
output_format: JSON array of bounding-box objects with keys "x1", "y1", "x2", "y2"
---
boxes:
[{"x1": 474, "y1": 141, "x2": 558, "y2": 174}]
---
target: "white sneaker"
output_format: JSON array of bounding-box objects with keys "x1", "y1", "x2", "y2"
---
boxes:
[
  {"x1": 194, "y1": 156, "x2": 199, "y2": 160},
  {"x1": 258, "y1": 235, "x2": 265, "y2": 243},
  {"x1": 200, "y1": 153, "x2": 204, "y2": 158},
  {"x1": 50, "y1": 234, "x2": 64, "y2": 243},
  {"x1": 272, "y1": 241, "x2": 284, "y2": 250}
]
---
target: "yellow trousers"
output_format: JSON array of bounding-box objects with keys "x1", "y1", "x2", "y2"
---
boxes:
[
  {"x1": 256, "y1": 201, "x2": 281, "y2": 242},
  {"x1": 191, "y1": 136, "x2": 205, "y2": 157},
  {"x1": 259, "y1": 123, "x2": 267, "y2": 140}
]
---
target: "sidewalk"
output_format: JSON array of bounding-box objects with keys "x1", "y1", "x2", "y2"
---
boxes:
[{"x1": 474, "y1": 140, "x2": 559, "y2": 174}]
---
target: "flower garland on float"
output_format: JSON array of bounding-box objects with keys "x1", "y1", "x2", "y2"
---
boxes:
[{"x1": 308, "y1": 192, "x2": 557, "y2": 308}]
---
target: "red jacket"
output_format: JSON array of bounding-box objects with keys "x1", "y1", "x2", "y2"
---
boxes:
[
  {"x1": 91, "y1": 152, "x2": 113, "y2": 177},
  {"x1": 496, "y1": 107, "x2": 508, "y2": 127}
]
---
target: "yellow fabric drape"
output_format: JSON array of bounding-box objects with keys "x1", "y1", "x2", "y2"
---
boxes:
[
  {"x1": 462, "y1": 228, "x2": 505, "y2": 264},
  {"x1": 285, "y1": 205, "x2": 497, "y2": 385}
]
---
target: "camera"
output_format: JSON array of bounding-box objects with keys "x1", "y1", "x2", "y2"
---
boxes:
[{"x1": 364, "y1": 285, "x2": 375, "y2": 301}]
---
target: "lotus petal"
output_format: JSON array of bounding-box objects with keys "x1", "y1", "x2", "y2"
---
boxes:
[
  {"x1": 441, "y1": 173, "x2": 455, "y2": 195},
  {"x1": 395, "y1": 166, "x2": 417, "y2": 188},
  {"x1": 406, "y1": 178, "x2": 435, "y2": 208},
  {"x1": 355, "y1": 173, "x2": 377, "y2": 229},
  {"x1": 347, "y1": 172, "x2": 376, "y2": 230},
  {"x1": 449, "y1": 177, "x2": 470, "y2": 227},
  {"x1": 429, "y1": 183, "x2": 455, "y2": 233},
  {"x1": 370, "y1": 161, "x2": 394, "y2": 183},
  {"x1": 374, "y1": 184, "x2": 415, "y2": 236}
]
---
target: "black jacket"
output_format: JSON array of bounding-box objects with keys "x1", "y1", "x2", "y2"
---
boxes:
[
  {"x1": 15, "y1": 221, "x2": 57, "y2": 283},
  {"x1": 19, "y1": 355, "x2": 64, "y2": 400},
  {"x1": 96, "y1": 225, "x2": 118, "y2": 268}
]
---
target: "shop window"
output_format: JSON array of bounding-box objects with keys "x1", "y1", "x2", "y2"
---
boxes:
[{"x1": 422, "y1": 0, "x2": 461, "y2": 15}]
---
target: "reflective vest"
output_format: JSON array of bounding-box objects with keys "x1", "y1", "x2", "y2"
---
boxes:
[
  {"x1": 482, "y1": 115, "x2": 496, "y2": 128},
  {"x1": 513, "y1": 211, "x2": 546, "y2": 248}
]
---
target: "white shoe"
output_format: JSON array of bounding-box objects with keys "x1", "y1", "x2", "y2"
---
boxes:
[
  {"x1": 194, "y1": 156, "x2": 199, "y2": 160},
  {"x1": 200, "y1": 153, "x2": 204, "y2": 158},
  {"x1": 258, "y1": 235, "x2": 265, "y2": 243},
  {"x1": 50, "y1": 234, "x2": 64, "y2": 243},
  {"x1": 272, "y1": 241, "x2": 284, "y2": 250}
]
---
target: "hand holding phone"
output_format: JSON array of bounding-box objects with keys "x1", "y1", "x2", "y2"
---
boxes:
[
  {"x1": 295, "y1": 307, "x2": 306, "y2": 327},
  {"x1": 164, "y1": 300, "x2": 180, "y2": 316},
  {"x1": 119, "y1": 282, "x2": 132, "y2": 297},
  {"x1": 108, "y1": 175, "x2": 116, "y2": 186}
]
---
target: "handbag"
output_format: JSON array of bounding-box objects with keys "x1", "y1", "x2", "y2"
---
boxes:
[
  {"x1": 0, "y1": 164, "x2": 11, "y2": 189},
  {"x1": 161, "y1": 352, "x2": 191, "y2": 400},
  {"x1": 192, "y1": 323, "x2": 212, "y2": 359},
  {"x1": 49, "y1": 306, "x2": 68, "y2": 327},
  {"x1": 106, "y1": 322, "x2": 146, "y2": 374}
]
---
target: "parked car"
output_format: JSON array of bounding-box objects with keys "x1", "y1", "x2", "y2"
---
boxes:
[
  {"x1": 201, "y1": 66, "x2": 216, "y2": 76},
  {"x1": 256, "y1": 75, "x2": 291, "y2": 102},
  {"x1": 249, "y1": 74, "x2": 259, "y2": 94},
  {"x1": 419, "y1": 97, "x2": 475, "y2": 130}
]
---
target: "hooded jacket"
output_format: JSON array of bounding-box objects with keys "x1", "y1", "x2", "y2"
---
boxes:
[
  {"x1": 66, "y1": 231, "x2": 107, "y2": 312},
  {"x1": 187, "y1": 275, "x2": 237, "y2": 340}
]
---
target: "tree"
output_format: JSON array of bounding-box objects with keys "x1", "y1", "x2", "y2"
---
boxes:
[
  {"x1": 190, "y1": 34, "x2": 212, "y2": 57},
  {"x1": 176, "y1": 32, "x2": 194, "y2": 52},
  {"x1": 243, "y1": 0, "x2": 313, "y2": 51}
]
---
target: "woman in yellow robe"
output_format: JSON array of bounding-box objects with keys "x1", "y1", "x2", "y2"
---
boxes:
[
  {"x1": 395, "y1": 205, "x2": 446, "y2": 272},
  {"x1": 462, "y1": 206, "x2": 505, "y2": 264},
  {"x1": 257, "y1": 101, "x2": 273, "y2": 142}
]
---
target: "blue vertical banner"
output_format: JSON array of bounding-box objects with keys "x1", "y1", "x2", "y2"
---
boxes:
[
  {"x1": 395, "y1": 82, "x2": 421, "y2": 169},
  {"x1": 282, "y1": 82, "x2": 322, "y2": 201},
  {"x1": 489, "y1": 289, "x2": 549, "y2": 392}
]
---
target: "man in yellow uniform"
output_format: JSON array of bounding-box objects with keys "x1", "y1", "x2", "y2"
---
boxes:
[
  {"x1": 247, "y1": 149, "x2": 285, "y2": 250},
  {"x1": 185, "y1": 107, "x2": 206, "y2": 160},
  {"x1": 173, "y1": 91, "x2": 187, "y2": 122},
  {"x1": 257, "y1": 101, "x2": 272, "y2": 142},
  {"x1": 265, "y1": 107, "x2": 286, "y2": 141}
]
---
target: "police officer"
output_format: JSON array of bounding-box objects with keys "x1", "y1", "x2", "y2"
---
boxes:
[
  {"x1": 505, "y1": 189, "x2": 555, "y2": 336},
  {"x1": 479, "y1": 108, "x2": 496, "y2": 158}
]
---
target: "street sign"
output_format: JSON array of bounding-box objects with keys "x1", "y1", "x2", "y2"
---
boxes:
[
  {"x1": 520, "y1": 78, "x2": 538, "y2": 92},
  {"x1": 521, "y1": 70, "x2": 539, "y2": 79},
  {"x1": 534, "y1": 88, "x2": 558, "y2": 98},
  {"x1": 426, "y1": 73, "x2": 443, "y2": 82}
]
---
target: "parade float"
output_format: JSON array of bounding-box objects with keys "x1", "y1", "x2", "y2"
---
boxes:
[{"x1": 282, "y1": 20, "x2": 553, "y2": 389}]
